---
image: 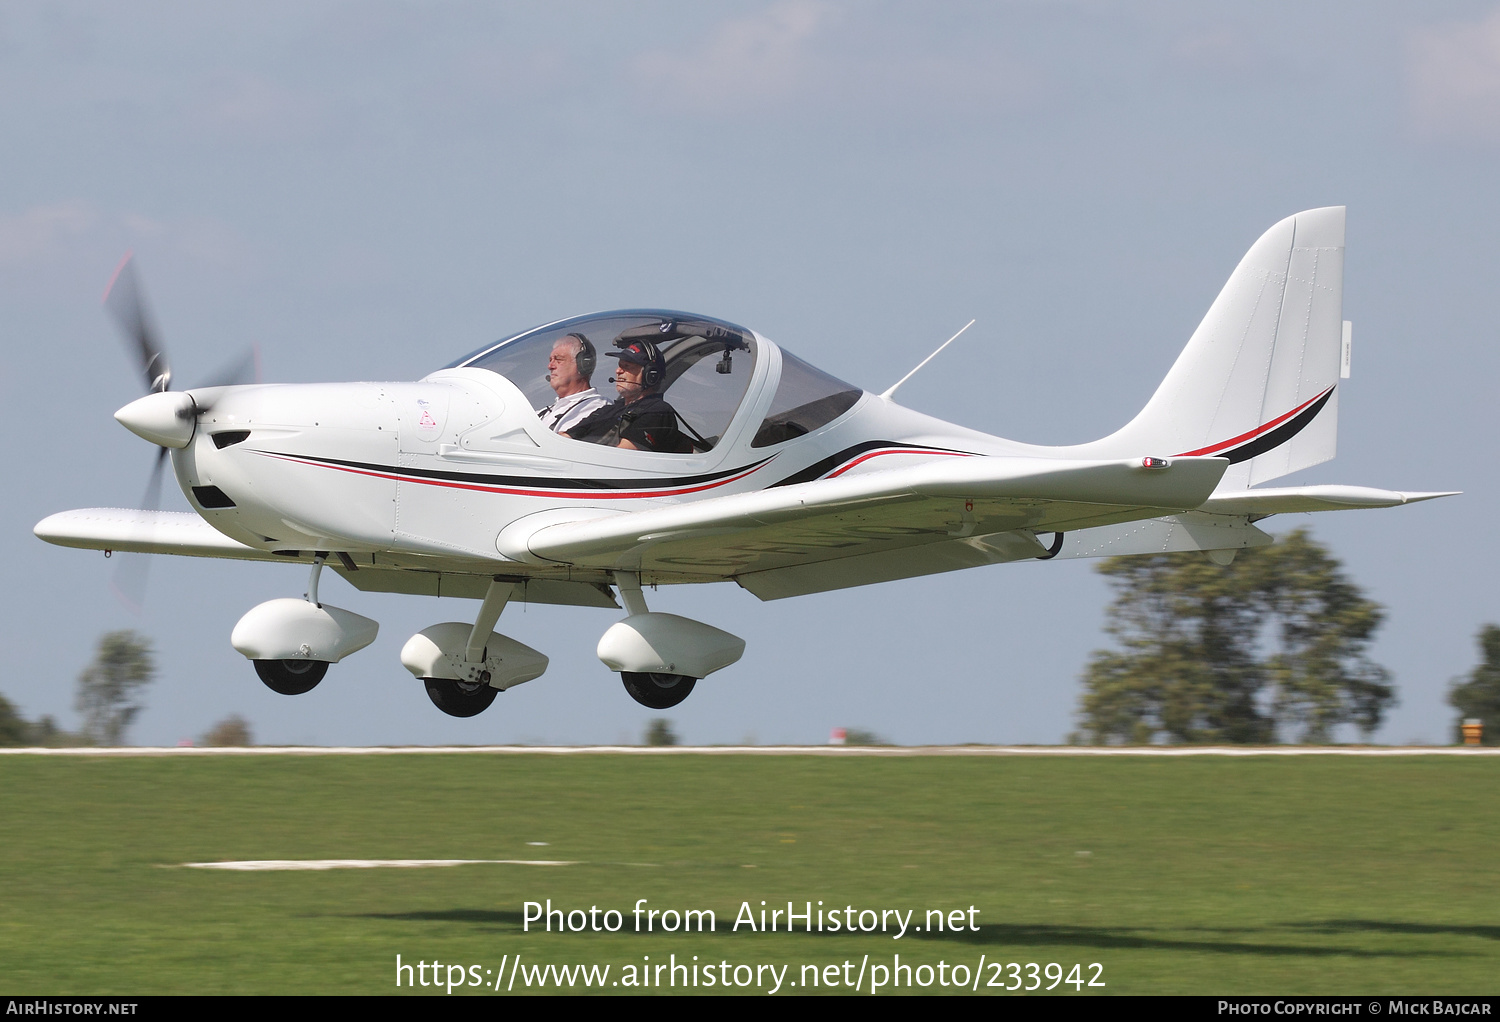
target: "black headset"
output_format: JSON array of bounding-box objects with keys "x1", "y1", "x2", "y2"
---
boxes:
[
  {"x1": 636, "y1": 339, "x2": 664, "y2": 388},
  {"x1": 564, "y1": 333, "x2": 596, "y2": 379}
]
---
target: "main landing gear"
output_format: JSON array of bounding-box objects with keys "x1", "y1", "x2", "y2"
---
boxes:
[
  {"x1": 422, "y1": 678, "x2": 499, "y2": 717},
  {"x1": 620, "y1": 671, "x2": 696, "y2": 709},
  {"x1": 399, "y1": 578, "x2": 549, "y2": 718},
  {"x1": 597, "y1": 572, "x2": 743, "y2": 710},
  {"x1": 229, "y1": 559, "x2": 747, "y2": 717}
]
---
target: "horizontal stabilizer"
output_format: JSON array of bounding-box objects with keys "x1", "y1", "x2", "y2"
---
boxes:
[{"x1": 1199, "y1": 486, "x2": 1459, "y2": 517}]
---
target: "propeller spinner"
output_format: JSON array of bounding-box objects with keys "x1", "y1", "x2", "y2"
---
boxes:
[{"x1": 101, "y1": 253, "x2": 259, "y2": 608}]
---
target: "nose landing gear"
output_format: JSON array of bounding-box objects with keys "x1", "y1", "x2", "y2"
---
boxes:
[{"x1": 231, "y1": 554, "x2": 379, "y2": 696}]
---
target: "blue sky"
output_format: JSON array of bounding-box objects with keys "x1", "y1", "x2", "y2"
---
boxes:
[{"x1": 3, "y1": 1, "x2": 1497, "y2": 745}]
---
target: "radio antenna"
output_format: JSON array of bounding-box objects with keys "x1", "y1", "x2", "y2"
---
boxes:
[{"x1": 880, "y1": 319, "x2": 975, "y2": 401}]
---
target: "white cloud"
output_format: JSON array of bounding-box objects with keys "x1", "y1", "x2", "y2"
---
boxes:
[
  {"x1": 0, "y1": 202, "x2": 250, "y2": 274},
  {"x1": 121, "y1": 213, "x2": 168, "y2": 238},
  {"x1": 1408, "y1": 6, "x2": 1500, "y2": 141},
  {"x1": 0, "y1": 201, "x2": 95, "y2": 265},
  {"x1": 193, "y1": 75, "x2": 326, "y2": 142},
  {"x1": 631, "y1": 0, "x2": 835, "y2": 113},
  {"x1": 625, "y1": 1, "x2": 1036, "y2": 122}
]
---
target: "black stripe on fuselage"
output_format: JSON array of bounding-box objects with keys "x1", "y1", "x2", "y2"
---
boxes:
[
  {"x1": 259, "y1": 452, "x2": 775, "y2": 491},
  {"x1": 769, "y1": 441, "x2": 973, "y2": 487},
  {"x1": 1220, "y1": 388, "x2": 1334, "y2": 464}
]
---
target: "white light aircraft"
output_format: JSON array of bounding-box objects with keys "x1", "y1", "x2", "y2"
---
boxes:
[{"x1": 36, "y1": 208, "x2": 1453, "y2": 717}]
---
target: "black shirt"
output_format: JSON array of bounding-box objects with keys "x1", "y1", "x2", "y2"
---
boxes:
[{"x1": 566, "y1": 392, "x2": 690, "y2": 453}]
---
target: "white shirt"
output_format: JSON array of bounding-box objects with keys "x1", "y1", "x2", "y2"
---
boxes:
[{"x1": 538, "y1": 388, "x2": 608, "y2": 434}]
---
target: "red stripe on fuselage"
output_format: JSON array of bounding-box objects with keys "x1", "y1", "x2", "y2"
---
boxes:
[
  {"x1": 253, "y1": 452, "x2": 770, "y2": 499},
  {"x1": 824, "y1": 448, "x2": 973, "y2": 478},
  {"x1": 1174, "y1": 387, "x2": 1335, "y2": 458}
]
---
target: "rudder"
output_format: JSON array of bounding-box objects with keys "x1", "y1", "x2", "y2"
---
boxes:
[{"x1": 1082, "y1": 207, "x2": 1345, "y2": 489}]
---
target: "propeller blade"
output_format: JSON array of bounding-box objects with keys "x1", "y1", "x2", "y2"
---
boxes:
[
  {"x1": 191, "y1": 344, "x2": 261, "y2": 413},
  {"x1": 196, "y1": 344, "x2": 260, "y2": 390},
  {"x1": 109, "y1": 447, "x2": 169, "y2": 613},
  {"x1": 103, "y1": 253, "x2": 172, "y2": 394}
]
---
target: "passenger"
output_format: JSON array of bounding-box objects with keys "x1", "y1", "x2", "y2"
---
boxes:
[
  {"x1": 537, "y1": 333, "x2": 608, "y2": 433},
  {"x1": 566, "y1": 338, "x2": 688, "y2": 452}
]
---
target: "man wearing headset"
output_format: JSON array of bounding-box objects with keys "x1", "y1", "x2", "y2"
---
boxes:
[
  {"x1": 538, "y1": 333, "x2": 608, "y2": 434},
  {"x1": 566, "y1": 338, "x2": 688, "y2": 452}
]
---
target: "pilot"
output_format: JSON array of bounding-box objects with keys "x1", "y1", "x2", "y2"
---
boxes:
[
  {"x1": 566, "y1": 338, "x2": 688, "y2": 452},
  {"x1": 537, "y1": 333, "x2": 608, "y2": 434}
]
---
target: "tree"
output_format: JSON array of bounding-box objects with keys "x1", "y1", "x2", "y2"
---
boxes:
[
  {"x1": 0, "y1": 694, "x2": 30, "y2": 746},
  {"x1": 27, "y1": 715, "x2": 84, "y2": 747},
  {"x1": 1449, "y1": 625, "x2": 1500, "y2": 746},
  {"x1": 201, "y1": 714, "x2": 253, "y2": 747},
  {"x1": 644, "y1": 718, "x2": 679, "y2": 746},
  {"x1": 76, "y1": 631, "x2": 155, "y2": 746},
  {"x1": 0, "y1": 692, "x2": 87, "y2": 747},
  {"x1": 1077, "y1": 530, "x2": 1394, "y2": 745}
]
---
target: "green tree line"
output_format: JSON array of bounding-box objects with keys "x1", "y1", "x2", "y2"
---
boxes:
[
  {"x1": 0, "y1": 629, "x2": 250, "y2": 749},
  {"x1": 1076, "y1": 530, "x2": 1393, "y2": 744},
  {"x1": 1075, "y1": 528, "x2": 1498, "y2": 745}
]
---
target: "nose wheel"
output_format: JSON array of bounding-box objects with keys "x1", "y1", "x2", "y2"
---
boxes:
[
  {"x1": 621, "y1": 671, "x2": 696, "y2": 709},
  {"x1": 424, "y1": 677, "x2": 500, "y2": 718}
]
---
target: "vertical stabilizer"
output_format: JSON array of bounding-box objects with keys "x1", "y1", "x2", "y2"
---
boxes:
[{"x1": 1082, "y1": 207, "x2": 1345, "y2": 489}]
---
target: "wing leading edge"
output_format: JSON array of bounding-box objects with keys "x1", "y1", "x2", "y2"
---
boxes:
[{"x1": 35, "y1": 508, "x2": 285, "y2": 561}]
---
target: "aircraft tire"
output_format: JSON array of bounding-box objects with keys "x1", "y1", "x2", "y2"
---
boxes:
[
  {"x1": 253, "y1": 658, "x2": 328, "y2": 695},
  {"x1": 424, "y1": 677, "x2": 499, "y2": 718},
  {"x1": 621, "y1": 671, "x2": 696, "y2": 709}
]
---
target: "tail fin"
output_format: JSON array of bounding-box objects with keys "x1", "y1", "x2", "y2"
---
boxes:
[{"x1": 1086, "y1": 207, "x2": 1345, "y2": 489}]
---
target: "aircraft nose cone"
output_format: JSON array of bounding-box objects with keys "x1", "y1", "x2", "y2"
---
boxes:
[{"x1": 114, "y1": 391, "x2": 197, "y2": 448}]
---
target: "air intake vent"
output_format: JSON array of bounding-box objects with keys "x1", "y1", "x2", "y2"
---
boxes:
[
  {"x1": 192, "y1": 485, "x2": 236, "y2": 509},
  {"x1": 212, "y1": 430, "x2": 251, "y2": 449}
]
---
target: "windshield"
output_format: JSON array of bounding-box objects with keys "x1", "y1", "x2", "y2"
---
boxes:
[
  {"x1": 450, "y1": 310, "x2": 758, "y2": 451},
  {"x1": 752, "y1": 348, "x2": 863, "y2": 447}
]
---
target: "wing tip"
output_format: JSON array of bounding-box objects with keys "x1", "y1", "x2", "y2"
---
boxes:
[{"x1": 1399, "y1": 490, "x2": 1461, "y2": 504}]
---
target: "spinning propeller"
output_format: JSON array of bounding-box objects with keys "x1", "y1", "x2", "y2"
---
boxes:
[{"x1": 102, "y1": 253, "x2": 259, "y2": 609}]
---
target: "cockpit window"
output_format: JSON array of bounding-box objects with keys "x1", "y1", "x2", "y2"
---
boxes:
[
  {"x1": 751, "y1": 349, "x2": 863, "y2": 447},
  {"x1": 450, "y1": 311, "x2": 758, "y2": 453}
]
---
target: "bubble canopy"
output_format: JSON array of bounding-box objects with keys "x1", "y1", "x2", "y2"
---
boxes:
[{"x1": 447, "y1": 310, "x2": 861, "y2": 452}]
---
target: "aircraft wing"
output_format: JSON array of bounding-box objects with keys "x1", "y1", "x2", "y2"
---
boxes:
[
  {"x1": 498, "y1": 455, "x2": 1229, "y2": 593},
  {"x1": 33, "y1": 507, "x2": 622, "y2": 608},
  {"x1": 35, "y1": 508, "x2": 287, "y2": 562}
]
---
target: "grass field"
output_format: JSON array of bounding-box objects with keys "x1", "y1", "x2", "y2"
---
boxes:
[{"x1": 1, "y1": 750, "x2": 1496, "y2": 995}]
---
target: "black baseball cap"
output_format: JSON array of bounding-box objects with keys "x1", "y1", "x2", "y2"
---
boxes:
[{"x1": 608, "y1": 339, "x2": 664, "y2": 370}]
